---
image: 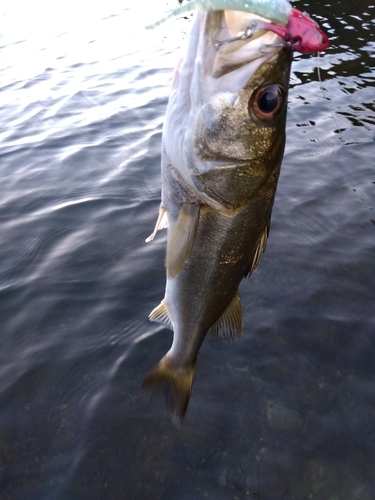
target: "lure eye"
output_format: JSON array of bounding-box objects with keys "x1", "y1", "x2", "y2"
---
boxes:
[{"x1": 249, "y1": 84, "x2": 285, "y2": 123}]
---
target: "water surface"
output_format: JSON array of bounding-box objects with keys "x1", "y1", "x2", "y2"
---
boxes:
[{"x1": 0, "y1": 0, "x2": 374, "y2": 498}]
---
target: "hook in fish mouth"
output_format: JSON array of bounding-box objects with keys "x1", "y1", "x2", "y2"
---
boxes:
[
  {"x1": 214, "y1": 21, "x2": 291, "y2": 53},
  {"x1": 214, "y1": 21, "x2": 258, "y2": 47},
  {"x1": 214, "y1": 20, "x2": 289, "y2": 49},
  {"x1": 214, "y1": 7, "x2": 330, "y2": 54}
]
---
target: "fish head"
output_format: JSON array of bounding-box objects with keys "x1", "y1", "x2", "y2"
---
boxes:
[{"x1": 163, "y1": 10, "x2": 293, "y2": 211}]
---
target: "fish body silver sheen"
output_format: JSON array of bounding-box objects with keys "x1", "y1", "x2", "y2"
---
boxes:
[{"x1": 143, "y1": 10, "x2": 292, "y2": 423}]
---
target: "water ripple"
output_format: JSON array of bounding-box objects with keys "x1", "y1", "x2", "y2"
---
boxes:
[{"x1": 0, "y1": 1, "x2": 374, "y2": 499}]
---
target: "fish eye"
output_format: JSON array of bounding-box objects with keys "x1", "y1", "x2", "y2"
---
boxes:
[{"x1": 249, "y1": 84, "x2": 285, "y2": 123}]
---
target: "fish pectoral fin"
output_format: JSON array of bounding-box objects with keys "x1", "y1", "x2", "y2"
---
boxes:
[
  {"x1": 145, "y1": 206, "x2": 168, "y2": 243},
  {"x1": 142, "y1": 355, "x2": 197, "y2": 426},
  {"x1": 210, "y1": 291, "x2": 243, "y2": 341},
  {"x1": 248, "y1": 223, "x2": 270, "y2": 276},
  {"x1": 166, "y1": 203, "x2": 200, "y2": 278},
  {"x1": 149, "y1": 300, "x2": 173, "y2": 330}
]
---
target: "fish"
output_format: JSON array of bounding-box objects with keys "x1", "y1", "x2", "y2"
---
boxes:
[{"x1": 142, "y1": 6, "x2": 327, "y2": 424}]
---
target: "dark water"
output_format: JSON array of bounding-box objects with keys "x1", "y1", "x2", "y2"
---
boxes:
[{"x1": 0, "y1": 0, "x2": 374, "y2": 498}]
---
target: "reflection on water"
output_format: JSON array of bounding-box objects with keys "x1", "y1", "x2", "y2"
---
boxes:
[{"x1": 0, "y1": 0, "x2": 374, "y2": 498}]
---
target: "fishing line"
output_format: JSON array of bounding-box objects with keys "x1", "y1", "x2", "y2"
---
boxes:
[{"x1": 316, "y1": 50, "x2": 344, "y2": 144}]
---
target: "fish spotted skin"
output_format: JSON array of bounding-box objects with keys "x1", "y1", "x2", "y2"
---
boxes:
[{"x1": 143, "y1": 10, "x2": 292, "y2": 423}]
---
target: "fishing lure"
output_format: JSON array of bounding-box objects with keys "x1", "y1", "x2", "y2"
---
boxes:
[
  {"x1": 146, "y1": 1, "x2": 329, "y2": 54},
  {"x1": 216, "y1": 7, "x2": 330, "y2": 53},
  {"x1": 282, "y1": 8, "x2": 330, "y2": 53},
  {"x1": 146, "y1": 0, "x2": 293, "y2": 29}
]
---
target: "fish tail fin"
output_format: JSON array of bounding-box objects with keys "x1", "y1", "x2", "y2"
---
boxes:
[{"x1": 142, "y1": 356, "x2": 196, "y2": 425}]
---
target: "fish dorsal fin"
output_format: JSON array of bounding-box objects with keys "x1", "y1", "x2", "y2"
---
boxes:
[
  {"x1": 210, "y1": 292, "x2": 243, "y2": 341},
  {"x1": 149, "y1": 301, "x2": 173, "y2": 330},
  {"x1": 248, "y1": 223, "x2": 269, "y2": 276},
  {"x1": 145, "y1": 206, "x2": 168, "y2": 242},
  {"x1": 166, "y1": 203, "x2": 200, "y2": 278}
]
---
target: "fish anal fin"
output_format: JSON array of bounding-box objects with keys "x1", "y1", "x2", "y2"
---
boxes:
[
  {"x1": 166, "y1": 203, "x2": 200, "y2": 278},
  {"x1": 247, "y1": 223, "x2": 269, "y2": 277},
  {"x1": 142, "y1": 355, "x2": 197, "y2": 425},
  {"x1": 145, "y1": 206, "x2": 167, "y2": 243},
  {"x1": 149, "y1": 300, "x2": 173, "y2": 330},
  {"x1": 210, "y1": 291, "x2": 243, "y2": 341}
]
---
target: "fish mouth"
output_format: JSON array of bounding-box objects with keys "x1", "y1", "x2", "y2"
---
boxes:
[
  {"x1": 206, "y1": 10, "x2": 285, "y2": 85},
  {"x1": 172, "y1": 10, "x2": 286, "y2": 114}
]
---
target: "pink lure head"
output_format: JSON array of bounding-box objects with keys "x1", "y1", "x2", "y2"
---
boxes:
[
  {"x1": 257, "y1": 7, "x2": 330, "y2": 54},
  {"x1": 285, "y1": 8, "x2": 330, "y2": 53}
]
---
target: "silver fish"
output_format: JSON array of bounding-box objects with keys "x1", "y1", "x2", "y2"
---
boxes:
[{"x1": 143, "y1": 9, "x2": 292, "y2": 423}]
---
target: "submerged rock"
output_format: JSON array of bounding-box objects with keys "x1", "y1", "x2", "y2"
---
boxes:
[{"x1": 266, "y1": 400, "x2": 302, "y2": 431}]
